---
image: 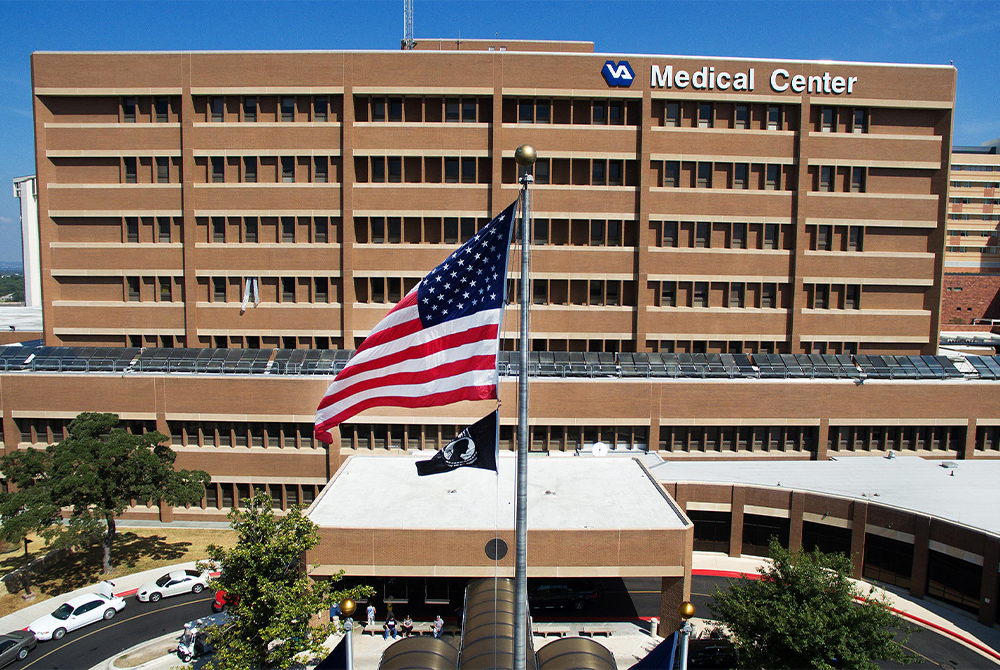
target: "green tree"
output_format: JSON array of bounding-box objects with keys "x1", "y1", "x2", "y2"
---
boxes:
[
  {"x1": 202, "y1": 492, "x2": 372, "y2": 670},
  {"x1": 710, "y1": 539, "x2": 915, "y2": 670},
  {"x1": 0, "y1": 412, "x2": 209, "y2": 573}
]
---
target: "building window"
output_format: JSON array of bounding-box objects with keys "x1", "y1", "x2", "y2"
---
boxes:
[
  {"x1": 592, "y1": 101, "x2": 606, "y2": 124},
  {"x1": 729, "y1": 282, "x2": 745, "y2": 308},
  {"x1": 734, "y1": 163, "x2": 748, "y2": 189},
  {"x1": 766, "y1": 164, "x2": 780, "y2": 190},
  {"x1": 534, "y1": 99, "x2": 550, "y2": 123},
  {"x1": 735, "y1": 104, "x2": 749, "y2": 129},
  {"x1": 281, "y1": 157, "x2": 295, "y2": 183},
  {"x1": 814, "y1": 285, "x2": 830, "y2": 309},
  {"x1": 665, "y1": 102, "x2": 680, "y2": 127},
  {"x1": 849, "y1": 226, "x2": 863, "y2": 251},
  {"x1": 211, "y1": 96, "x2": 224, "y2": 122},
  {"x1": 660, "y1": 281, "x2": 676, "y2": 307},
  {"x1": 697, "y1": 162, "x2": 712, "y2": 188},
  {"x1": 127, "y1": 277, "x2": 140, "y2": 302},
  {"x1": 213, "y1": 277, "x2": 226, "y2": 302},
  {"x1": 445, "y1": 98, "x2": 460, "y2": 122},
  {"x1": 282, "y1": 277, "x2": 296, "y2": 302},
  {"x1": 535, "y1": 159, "x2": 550, "y2": 185},
  {"x1": 664, "y1": 161, "x2": 679, "y2": 188},
  {"x1": 662, "y1": 221, "x2": 678, "y2": 247},
  {"x1": 126, "y1": 217, "x2": 139, "y2": 243},
  {"x1": 244, "y1": 217, "x2": 258, "y2": 243},
  {"x1": 155, "y1": 97, "x2": 169, "y2": 123},
  {"x1": 314, "y1": 217, "x2": 328, "y2": 243},
  {"x1": 124, "y1": 157, "x2": 137, "y2": 184},
  {"x1": 244, "y1": 157, "x2": 257, "y2": 183},
  {"x1": 819, "y1": 166, "x2": 834, "y2": 192},
  {"x1": 315, "y1": 157, "x2": 328, "y2": 183},
  {"x1": 731, "y1": 223, "x2": 747, "y2": 249},
  {"x1": 371, "y1": 157, "x2": 385, "y2": 183},
  {"x1": 592, "y1": 160, "x2": 606, "y2": 186},
  {"x1": 518, "y1": 99, "x2": 534, "y2": 124},
  {"x1": 693, "y1": 282, "x2": 708, "y2": 307},
  {"x1": 845, "y1": 285, "x2": 860, "y2": 310},
  {"x1": 609, "y1": 101, "x2": 624, "y2": 125},
  {"x1": 212, "y1": 157, "x2": 225, "y2": 183},
  {"x1": 590, "y1": 221, "x2": 604, "y2": 246},
  {"x1": 851, "y1": 167, "x2": 866, "y2": 193},
  {"x1": 698, "y1": 102, "x2": 713, "y2": 128},
  {"x1": 763, "y1": 224, "x2": 779, "y2": 250},
  {"x1": 761, "y1": 283, "x2": 777, "y2": 308},
  {"x1": 389, "y1": 98, "x2": 403, "y2": 122},
  {"x1": 282, "y1": 217, "x2": 295, "y2": 243},
  {"x1": 533, "y1": 219, "x2": 548, "y2": 245},
  {"x1": 445, "y1": 158, "x2": 460, "y2": 183},
  {"x1": 695, "y1": 222, "x2": 710, "y2": 248},
  {"x1": 463, "y1": 98, "x2": 478, "y2": 122},
  {"x1": 461, "y1": 158, "x2": 476, "y2": 184},
  {"x1": 281, "y1": 97, "x2": 295, "y2": 122},
  {"x1": 821, "y1": 106, "x2": 835, "y2": 132},
  {"x1": 817, "y1": 224, "x2": 832, "y2": 251},
  {"x1": 157, "y1": 217, "x2": 171, "y2": 243},
  {"x1": 852, "y1": 108, "x2": 868, "y2": 133},
  {"x1": 608, "y1": 160, "x2": 623, "y2": 186},
  {"x1": 314, "y1": 96, "x2": 328, "y2": 122},
  {"x1": 212, "y1": 217, "x2": 225, "y2": 243},
  {"x1": 607, "y1": 220, "x2": 623, "y2": 246},
  {"x1": 243, "y1": 96, "x2": 257, "y2": 122},
  {"x1": 388, "y1": 157, "x2": 402, "y2": 183},
  {"x1": 156, "y1": 157, "x2": 169, "y2": 184},
  {"x1": 768, "y1": 105, "x2": 783, "y2": 130},
  {"x1": 123, "y1": 97, "x2": 136, "y2": 123},
  {"x1": 314, "y1": 277, "x2": 329, "y2": 303},
  {"x1": 159, "y1": 277, "x2": 172, "y2": 302}
]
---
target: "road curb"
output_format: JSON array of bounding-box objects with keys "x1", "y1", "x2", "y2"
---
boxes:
[{"x1": 89, "y1": 630, "x2": 182, "y2": 670}]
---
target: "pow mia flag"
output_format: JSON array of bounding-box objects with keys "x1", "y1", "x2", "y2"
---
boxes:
[{"x1": 416, "y1": 411, "x2": 499, "y2": 476}]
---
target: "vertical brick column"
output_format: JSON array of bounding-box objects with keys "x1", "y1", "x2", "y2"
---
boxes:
[
  {"x1": 340, "y1": 56, "x2": 357, "y2": 350},
  {"x1": 910, "y1": 516, "x2": 931, "y2": 598},
  {"x1": 789, "y1": 491, "x2": 805, "y2": 551},
  {"x1": 815, "y1": 418, "x2": 829, "y2": 461},
  {"x1": 788, "y1": 94, "x2": 812, "y2": 353},
  {"x1": 849, "y1": 500, "x2": 868, "y2": 579},
  {"x1": 634, "y1": 86, "x2": 653, "y2": 352},
  {"x1": 158, "y1": 499, "x2": 174, "y2": 523},
  {"x1": 326, "y1": 426, "x2": 343, "y2": 479},
  {"x1": 979, "y1": 537, "x2": 999, "y2": 626},
  {"x1": 658, "y1": 575, "x2": 686, "y2": 636},
  {"x1": 179, "y1": 56, "x2": 200, "y2": 348},
  {"x1": 729, "y1": 485, "x2": 745, "y2": 558},
  {"x1": 963, "y1": 419, "x2": 977, "y2": 460}
]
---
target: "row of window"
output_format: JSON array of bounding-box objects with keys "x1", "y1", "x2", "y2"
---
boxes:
[
  {"x1": 659, "y1": 425, "x2": 815, "y2": 452},
  {"x1": 813, "y1": 165, "x2": 867, "y2": 193},
  {"x1": 124, "y1": 216, "x2": 181, "y2": 244},
  {"x1": 948, "y1": 214, "x2": 1000, "y2": 221},
  {"x1": 169, "y1": 421, "x2": 316, "y2": 449},
  {"x1": 126, "y1": 276, "x2": 182, "y2": 303},
  {"x1": 950, "y1": 180, "x2": 1000, "y2": 188},
  {"x1": 811, "y1": 224, "x2": 864, "y2": 251},
  {"x1": 17, "y1": 418, "x2": 156, "y2": 445},
  {"x1": 512, "y1": 158, "x2": 638, "y2": 186},
  {"x1": 946, "y1": 246, "x2": 1000, "y2": 254},
  {"x1": 122, "y1": 96, "x2": 176, "y2": 123},
  {"x1": 654, "y1": 101, "x2": 797, "y2": 131},
  {"x1": 657, "y1": 281, "x2": 786, "y2": 309},
  {"x1": 827, "y1": 425, "x2": 965, "y2": 452},
  {"x1": 197, "y1": 95, "x2": 339, "y2": 123},
  {"x1": 807, "y1": 283, "x2": 862, "y2": 310},
  {"x1": 122, "y1": 157, "x2": 179, "y2": 184},
  {"x1": 355, "y1": 96, "x2": 490, "y2": 123},
  {"x1": 204, "y1": 482, "x2": 319, "y2": 511},
  {"x1": 953, "y1": 165, "x2": 999, "y2": 172},
  {"x1": 655, "y1": 161, "x2": 793, "y2": 190},
  {"x1": 355, "y1": 156, "x2": 490, "y2": 184},
  {"x1": 204, "y1": 276, "x2": 341, "y2": 304},
  {"x1": 527, "y1": 280, "x2": 636, "y2": 307},
  {"x1": 949, "y1": 197, "x2": 1000, "y2": 205},
  {"x1": 653, "y1": 221, "x2": 790, "y2": 250},
  {"x1": 339, "y1": 423, "x2": 649, "y2": 452},
  {"x1": 196, "y1": 156, "x2": 341, "y2": 184},
  {"x1": 947, "y1": 230, "x2": 995, "y2": 238},
  {"x1": 203, "y1": 216, "x2": 337, "y2": 244},
  {"x1": 506, "y1": 97, "x2": 640, "y2": 126}
]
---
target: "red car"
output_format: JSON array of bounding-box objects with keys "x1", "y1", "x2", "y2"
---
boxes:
[{"x1": 211, "y1": 590, "x2": 238, "y2": 613}]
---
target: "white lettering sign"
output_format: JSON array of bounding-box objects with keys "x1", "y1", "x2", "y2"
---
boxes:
[{"x1": 652, "y1": 64, "x2": 856, "y2": 94}]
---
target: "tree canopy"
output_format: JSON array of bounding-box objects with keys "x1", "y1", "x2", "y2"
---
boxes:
[
  {"x1": 710, "y1": 539, "x2": 915, "y2": 670},
  {"x1": 0, "y1": 412, "x2": 209, "y2": 573},
  {"x1": 202, "y1": 492, "x2": 373, "y2": 670}
]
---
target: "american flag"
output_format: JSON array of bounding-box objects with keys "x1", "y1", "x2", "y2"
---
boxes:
[{"x1": 314, "y1": 200, "x2": 518, "y2": 444}]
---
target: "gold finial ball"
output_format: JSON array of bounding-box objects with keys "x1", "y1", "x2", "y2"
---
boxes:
[
  {"x1": 339, "y1": 598, "x2": 357, "y2": 617},
  {"x1": 515, "y1": 145, "x2": 537, "y2": 167},
  {"x1": 678, "y1": 601, "x2": 696, "y2": 620}
]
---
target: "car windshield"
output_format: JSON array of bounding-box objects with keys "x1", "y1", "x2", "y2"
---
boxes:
[
  {"x1": 52, "y1": 604, "x2": 74, "y2": 620},
  {"x1": 155, "y1": 575, "x2": 172, "y2": 587}
]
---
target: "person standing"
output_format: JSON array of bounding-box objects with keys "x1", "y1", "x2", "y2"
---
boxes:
[
  {"x1": 367, "y1": 603, "x2": 376, "y2": 628},
  {"x1": 432, "y1": 615, "x2": 444, "y2": 638}
]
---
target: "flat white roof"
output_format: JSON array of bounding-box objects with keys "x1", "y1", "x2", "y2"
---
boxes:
[
  {"x1": 0, "y1": 306, "x2": 41, "y2": 332},
  {"x1": 650, "y1": 456, "x2": 1000, "y2": 536},
  {"x1": 310, "y1": 455, "x2": 688, "y2": 531}
]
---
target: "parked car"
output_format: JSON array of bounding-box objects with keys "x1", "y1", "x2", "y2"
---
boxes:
[
  {"x1": 137, "y1": 569, "x2": 209, "y2": 603},
  {"x1": 29, "y1": 587, "x2": 125, "y2": 641},
  {"x1": 0, "y1": 631, "x2": 36, "y2": 667},
  {"x1": 177, "y1": 612, "x2": 230, "y2": 663},
  {"x1": 528, "y1": 580, "x2": 601, "y2": 611},
  {"x1": 211, "y1": 589, "x2": 238, "y2": 613}
]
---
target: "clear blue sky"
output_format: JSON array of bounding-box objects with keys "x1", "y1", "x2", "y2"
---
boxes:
[{"x1": 1, "y1": 0, "x2": 998, "y2": 266}]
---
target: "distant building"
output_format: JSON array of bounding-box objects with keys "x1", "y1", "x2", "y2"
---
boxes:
[{"x1": 11, "y1": 175, "x2": 40, "y2": 308}]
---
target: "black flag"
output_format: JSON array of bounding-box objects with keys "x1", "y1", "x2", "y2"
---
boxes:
[{"x1": 416, "y1": 411, "x2": 499, "y2": 476}]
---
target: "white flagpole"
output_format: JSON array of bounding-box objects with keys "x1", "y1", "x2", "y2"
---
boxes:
[{"x1": 513, "y1": 145, "x2": 535, "y2": 670}]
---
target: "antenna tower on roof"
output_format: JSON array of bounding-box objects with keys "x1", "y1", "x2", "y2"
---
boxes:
[{"x1": 402, "y1": 0, "x2": 415, "y2": 50}]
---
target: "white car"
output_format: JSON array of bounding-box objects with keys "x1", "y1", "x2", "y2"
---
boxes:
[
  {"x1": 137, "y1": 569, "x2": 209, "y2": 603},
  {"x1": 29, "y1": 591, "x2": 125, "y2": 641}
]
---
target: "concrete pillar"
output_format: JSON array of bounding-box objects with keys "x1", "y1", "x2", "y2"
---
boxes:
[
  {"x1": 158, "y1": 499, "x2": 174, "y2": 523},
  {"x1": 849, "y1": 500, "x2": 868, "y2": 579},
  {"x1": 910, "y1": 516, "x2": 931, "y2": 599},
  {"x1": 658, "y1": 575, "x2": 686, "y2": 637},
  {"x1": 789, "y1": 491, "x2": 805, "y2": 552},
  {"x1": 729, "y1": 485, "x2": 745, "y2": 558},
  {"x1": 979, "y1": 538, "x2": 999, "y2": 626}
]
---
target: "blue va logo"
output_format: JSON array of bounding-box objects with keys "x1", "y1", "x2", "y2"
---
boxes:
[{"x1": 602, "y1": 60, "x2": 635, "y2": 87}]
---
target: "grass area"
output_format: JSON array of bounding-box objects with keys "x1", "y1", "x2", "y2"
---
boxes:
[{"x1": 0, "y1": 527, "x2": 237, "y2": 617}]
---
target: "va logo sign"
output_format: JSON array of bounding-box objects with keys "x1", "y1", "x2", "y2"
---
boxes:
[{"x1": 602, "y1": 60, "x2": 635, "y2": 87}]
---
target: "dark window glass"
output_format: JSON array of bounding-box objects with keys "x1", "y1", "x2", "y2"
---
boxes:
[
  {"x1": 281, "y1": 97, "x2": 295, "y2": 122},
  {"x1": 519, "y1": 99, "x2": 533, "y2": 123},
  {"x1": 734, "y1": 163, "x2": 748, "y2": 189},
  {"x1": 443, "y1": 218, "x2": 459, "y2": 244},
  {"x1": 371, "y1": 217, "x2": 385, "y2": 243},
  {"x1": 157, "y1": 217, "x2": 171, "y2": 243},
  {"x1": 693, "y1": 282, "x2": 708, "y2": 307},
  {"x1": 387, "y1": 217, "x2": 401, "y2": 243},
  {"x1": 314, "y1": 96, "x2": 328, "y2": 122},
  {"x1": 766, "y1": 164, "x2": 780, "y2": 190},
  {"x1": 243, "y1": 157, "x2": 257, "y2": 183},
  {"x1": 664, "y1": 161, "x2": 679, "y2": 187},
  {"x1": 212, "y1": 156, "x2": 225, "y2": 183},
  {"x1": 609, "y1": 101, "x2": 624, "y2": 125},
  {"x1": 592, "y1": 160, "x2": 606, "y2": 185},
  {"x1": 697, "y1": 162, "x2": 712, "y2": 188},
  {"x1": 592, "y1": 101, "x2": 606, "y2": 124},
  {"x1": 212, "y1": 217, "x2": 225, "y2": 243},
  {"x1": 462, "y1": 98, "x2": 476, "y2": 122},
  {"x1": 123, "y1": 97, "x2": 136, "y2": 123},
  {"x1": 281, "y1": 156, "x2": 295, "y2": 183},
  {"x1": 729, "y1": 282, "x2": 744, "y2": 308},
  {"x1": 159, "y1": 277, "x2": 172, "y2": 301},
  {"x1": 371, "y1": 157, "x2": 385, "y2": 183},
  {"x1": 282, "y1": 277, "x2": 295, "y2": 302},
  {"x1": 662, "y1": 221, "x2": 677, "y2": 247},
  {"x1": 764, "y1": 224, "x2": 779, "y2": 249},
  {"x1": 660, "y1": 281, "x2": 676, "y2": 307},
  {"x1": 445, "y1": 158, "x2": 460, "y2": 183},
  {"x1": 213, "y1": 277, "x2": 226, "y2": 302},
  {"x1": 735, "y1": 104, "x2": 749, "y2": 129},
  {"x1": 768, "y1": 105, "x2": 783, "y2": 130},
  {"x1": 155, "y1": 97, "x2": 169, "y2": 123},
  {"x1": 698, "y1": 102, "x2": 713, "y2": 128},
  {"x1": 846, "y1": 285, "x2": 860, "y2": 309},
  {"x1": 243, "y1": 96, "x2": 257, "y2": 122},
  {"x1": 126, "y1": 217, "x2": 139, "y2": 243},
  {"x1": 388, "y1": 157, "x2": 402, "y2": 183},
  {"x1": 821, "y1": 106, "x2": 835, "y2": 131},
  {"x1": 608, "y1": 161, "x2": 623, "y2": 186},
  {"x1": 607, "y1": 220, "x2": 622, "y2": 246},
  {"x1": 535, "y1": 99, "x2": 550, "y2": 123},
  {"x1": 762, "y1": 283, "x2": 776, "y2": 308},
  {"x1": 315, "y1": 217, "x2": 328, "y2": 243},
  {"x1": 282, "y1": 217, "x2": 295, "y2": 243},
  {"x1": 211, "y1": 97, "x2": 224, "y2": 122},
  {"x1": 732, "y1": 223, "x2": 746, "y2": 249},
  {"x1": 445, "y1": 98, "x2": 460, "y2": 122},
  {"x1": 124, "y1": 157, "x2": 137, "y2": 184},
  {"x1": 817, "y1": 225, "x2": 832, "y2": 251},
  {"x1": 156, "y1": 157, "x2": 169, "y2": 183},
  {"x1": 665, "y1": 102, "x2": 680, "y2": 127},
  {"x1": 820, "y1": 166, "x2": 834, "y2": 192},
  {"x1": 695, "y1": 222, "x2": 710, "y2": 248},
  {"x1": 590, "y1": 221, "x2": 604, "y2": 246},
  {"x1": 389, "y1": 98, "x2": 403, "y2": 122},
  {"x1": 535, "y1": 159, "x2": 550, "y2": 184},
  {"x1": 244, "y1": 217, "x2": 258, "y2": 243},
  {"x1": 853, "y1": 108, "x2": 868, "y2": 133},
  {"x1": 127, "y1": 276, "x2": 140, "y2": 301},
  {"x1": 852, "y1": 167, "x2": 866, "y2": 193},
  {"x1": 372, "y1": 97, "x2": 385, "y2": 121},
  {"x1": 461, "y1": 158, "x2": 476, "y2": 183}
]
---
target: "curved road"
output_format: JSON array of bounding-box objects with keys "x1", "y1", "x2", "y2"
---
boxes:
[
  {"x1": 6, "y1": 577, "x2": 997, "y2": 669},
  {"x1": 9, "y1": 591, "x2": 213, "y2": 670}
]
